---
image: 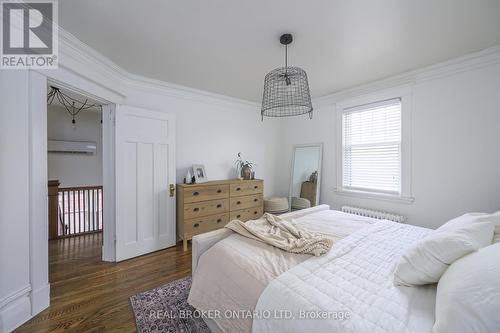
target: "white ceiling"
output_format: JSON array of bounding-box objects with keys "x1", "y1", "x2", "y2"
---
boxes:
[{"x1": 59, "y1": 0, "x2": 500, "y2": 102}]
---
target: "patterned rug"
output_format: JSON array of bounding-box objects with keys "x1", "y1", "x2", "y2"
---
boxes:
[{"x1": 130, "y1": 276, "x2": 211, "y2": 333}]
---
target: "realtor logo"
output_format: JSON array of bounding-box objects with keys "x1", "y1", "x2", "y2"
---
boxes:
[{"x1": 1, "y1": 0, "x2": 58, "y2": 69}]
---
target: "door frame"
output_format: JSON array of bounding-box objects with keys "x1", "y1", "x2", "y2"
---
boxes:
[
  {"x1": 101, "y1": 104, "x2": 116, "y2": 261},
  {"x1": 43, "y1": 79, "x2": 117, "y2": 262},
  {"x1": 27, "y1": 68, "x2": 123, "y2": 317}
]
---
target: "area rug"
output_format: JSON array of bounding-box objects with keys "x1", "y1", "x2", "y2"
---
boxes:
[{"x1": 130, "y1": 276, "x2": 211, "y2": 333}]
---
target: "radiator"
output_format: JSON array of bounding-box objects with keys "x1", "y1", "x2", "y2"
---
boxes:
[{"x1": 341, "y1": 205, "x2": 407, "y2": 223}]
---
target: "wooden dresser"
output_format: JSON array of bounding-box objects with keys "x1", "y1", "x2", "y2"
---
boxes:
[{"x1": 176, "y1": 179, "x2": 264, "y2": 250}]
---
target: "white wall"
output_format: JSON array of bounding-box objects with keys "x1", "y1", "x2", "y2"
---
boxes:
[
  {"x1": 0, "y1": 71, "x2": 40, "y2": 332},
  {"x1": 47, "y1": 105, "x2": 102, "y2": 187},
  {"x1": 278, "y1": 62, "x2": 500, "y2": 229},
  {"x1": 125, "y1": 90, "x2": 282, "y2": 197}
]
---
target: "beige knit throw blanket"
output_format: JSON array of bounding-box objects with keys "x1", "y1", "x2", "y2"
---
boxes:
[{"x1": 225, "y1": 213, "x2": 333, "y2": 256}]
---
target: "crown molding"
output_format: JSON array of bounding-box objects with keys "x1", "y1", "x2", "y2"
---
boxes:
[
  {"x1": 58, "y1": 28, "x2": 129, "y2": 98},
  {"x1": 126, "y1": 73, "x2": 260, "y2": 109},
  {"x1": 58, "y1": 28, "x2": 259, "y2": 110},
  {"x1": 313, "y1": 44, "x2": 500, "y2": 108}
]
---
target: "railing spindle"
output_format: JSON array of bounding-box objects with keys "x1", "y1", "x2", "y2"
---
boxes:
[
  {"x1": 66, "y1": 191, "x2": 70, "y2": 234},
  {"x1": 77, "y1": 190, "x2": 81, "y2": 233},
  {"x1": 92, "y1": 189, "x2": 95, "y2": 233},
  {"x1": 61, "y1": 191, "x2": 65, "y2": 234},
  {"x1": 72, "y1": 190, "x2": 76, "y2": 234},
  {"x1": 68, "y1": 191, "x2": 72, "y2": 234},
  {"x1": 87, "y1": 189, "x2": 90, "y2": 233},
  {"x1": 100, "y1": 188, "x2": 103, "y2": 230},
  {"x1": 69, "y1": 191, "x2": 72, "y2": 234},
  {"x1": 94, "y1": 189, "x2": 97, "y2": 231},
  {"x1": 66, "y1": 191, "x2": 69, "y2": 234},
  {"x1": 96, "y1": 189, "x2": 100, "y2": 231},
  {"x1": 90, "y1": 189, "x2": 94, "y2": 231}
]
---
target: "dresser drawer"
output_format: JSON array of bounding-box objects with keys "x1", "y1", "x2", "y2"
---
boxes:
[
  {"x1": 184, "y1": 199, "x2": 229, "y2": 219},
  {"x1": 183, "y1": 184, "x2": 229, "y2": 203},
  {"x1": 185, "y1": 213, "x2": 229, "y2": 237},
  {"x1": 230, "y1": 207, "x2": 264, "y2": 222},
  {"x1": 230, "y1": 194, "x2": 263, "y2": 211},
  {"x1": 230, "y1": 180, "x2": 263, "y2": 197}
]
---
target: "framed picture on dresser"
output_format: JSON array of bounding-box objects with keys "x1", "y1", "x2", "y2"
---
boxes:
[{"x1": 192, "y1": 164, "x2": 208, "y2": 183}]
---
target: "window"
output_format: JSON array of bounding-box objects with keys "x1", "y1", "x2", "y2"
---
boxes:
[{"x1": 342, "y1": 98, "x2": 402, "y2": 195}]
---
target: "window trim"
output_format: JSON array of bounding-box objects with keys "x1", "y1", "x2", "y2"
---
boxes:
[{"x1": 335, "y1": 85, "x2": 414, "y2": 204}]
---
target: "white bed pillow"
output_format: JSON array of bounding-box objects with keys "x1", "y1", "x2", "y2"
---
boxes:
[
  {"x1": 394, "y1": 222, "x2": 494, "y2": 286},
  {"x1": 433, "y1": 242, "x2": 500, "y2": 333},
  {"x1": 438, "y1": 212, "x2": 500, "y2": 243}
]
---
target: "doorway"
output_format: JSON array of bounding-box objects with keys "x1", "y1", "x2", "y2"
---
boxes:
[
  {"x1": 25, "y1": 72, "x2": 177, "y2": 323},
  {"x1": 46, "y1": 85, "x2": 107, "y2": 277},
  {"x1": 47, "y1": 85, "x2": 104, "y2": 237}
]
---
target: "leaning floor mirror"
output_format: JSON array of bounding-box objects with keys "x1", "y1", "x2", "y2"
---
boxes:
[{"x1": 289, "y1": 143, "x2": 323, "y2": 211}]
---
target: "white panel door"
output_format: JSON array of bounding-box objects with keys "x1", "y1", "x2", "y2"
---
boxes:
[{"x1": 115, "y1": 105, "x2": 176, "y2": 261}]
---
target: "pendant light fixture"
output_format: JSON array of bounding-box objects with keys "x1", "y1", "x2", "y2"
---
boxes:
[
  {"x1": 261, "y1": 33, "x2": 313, "y2": 120},
  {"x1": 47, "y1": 86, "x2": 102, "y2": 129}
]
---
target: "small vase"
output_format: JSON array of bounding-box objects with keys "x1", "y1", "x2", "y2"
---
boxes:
[{"x1": 241, "y1": 166, "x2": 252, "y2": 180}]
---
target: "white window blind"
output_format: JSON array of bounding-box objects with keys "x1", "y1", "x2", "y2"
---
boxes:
[{"x1": 342, "y1": 98, "x2": 401, "y2": 194}]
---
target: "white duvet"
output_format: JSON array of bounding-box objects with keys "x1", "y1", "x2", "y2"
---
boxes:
[
  {"x1": 188, "y1": 210, "x2": 376, "y2": 333},
  {"x1": 253, "y1": 220, "x2": 437, "y2": 333}
]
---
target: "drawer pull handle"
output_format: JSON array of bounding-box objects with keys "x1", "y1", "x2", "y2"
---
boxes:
[
  {"x1": 217, "y1": 204, "x2": 222, "y2": 208},
  {"x1": 194, "y1": 223, "x2": 199, "y2": 228},
  {"x1": 193, "y1": 207, "x2": 199, "y2": 212},
  {"x1": 217, "y1": 189, "x2": 222, "y2": 193},
  {"x1": 236, "y1": 201, "x2": 241, "y2": 205},
  {"x1": 254, "y1": 185, "x2": 258, "y2": 189},
  {"x1": 254, "y1": 211, "x2": 258, "y2": 214},
  {"x1": 217, "y1": 219, "x2": 222, "y2": 223},
  {"x1": 193, "y1": 191, "x2": 199, "y2": 196},
  {"x1": 236, "y1": 214, "x2": 241, "y2": 218},
  {"x1": 253, "y1": 198, "x2": 258, "y2": 202},
  {"x1": 236, "y1": 187, "x2": 241, "y2": 191}
]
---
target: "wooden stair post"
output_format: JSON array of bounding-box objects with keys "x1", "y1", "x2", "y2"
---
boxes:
[{"x1": 48, "y1": 180, "x2": 60, "y2": 240}]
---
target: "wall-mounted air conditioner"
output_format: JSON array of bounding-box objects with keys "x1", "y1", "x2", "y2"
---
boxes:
[{"x1": 48, "y1": 140, "x2": 97, "y2": 154}]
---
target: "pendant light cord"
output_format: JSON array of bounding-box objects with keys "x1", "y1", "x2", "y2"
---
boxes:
[
  {"x1": 284, "y1": 44, "x2": 292, "y2": 85},
  {"x1": 285, "y1": 44, "x2": 288, "y2": 76}
]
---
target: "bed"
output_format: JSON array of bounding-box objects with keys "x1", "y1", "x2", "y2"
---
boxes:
[{"x1": 188, "y1": 205, "x2": 437, "y2": 333}]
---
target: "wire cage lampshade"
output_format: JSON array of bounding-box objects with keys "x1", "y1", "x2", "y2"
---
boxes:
[{"x1": 261, "y1": 34, "x2": 313, "y2": 120}]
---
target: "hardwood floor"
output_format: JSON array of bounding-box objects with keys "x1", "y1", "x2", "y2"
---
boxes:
[{"x1": 16, "y1": 233, "x2": 191, "y2": 332}]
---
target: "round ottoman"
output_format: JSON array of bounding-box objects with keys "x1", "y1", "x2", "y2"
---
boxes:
[{"x1": 264, "y1": 197, "x2": 289, "y2": 214}]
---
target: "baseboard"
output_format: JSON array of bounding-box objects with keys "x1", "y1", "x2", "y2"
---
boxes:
[
  {"x1": 30, "y1": 284, "x2": 50, "y2": 316},
  {"x1": 0, "y1": 292, "x2": 31, "y2": 333},
  {"x1": 102, "y1": 244, "x2": 115, "y2": 262}
]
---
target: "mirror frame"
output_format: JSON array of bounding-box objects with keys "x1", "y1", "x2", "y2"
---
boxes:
[{"x1": 288, "y1": 143, "x2": 323, "y2": 211}]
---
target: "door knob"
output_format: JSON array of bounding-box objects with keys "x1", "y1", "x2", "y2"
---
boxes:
[{"x1": 169, "y1": 184, "x2": 175, "y2": 197}]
